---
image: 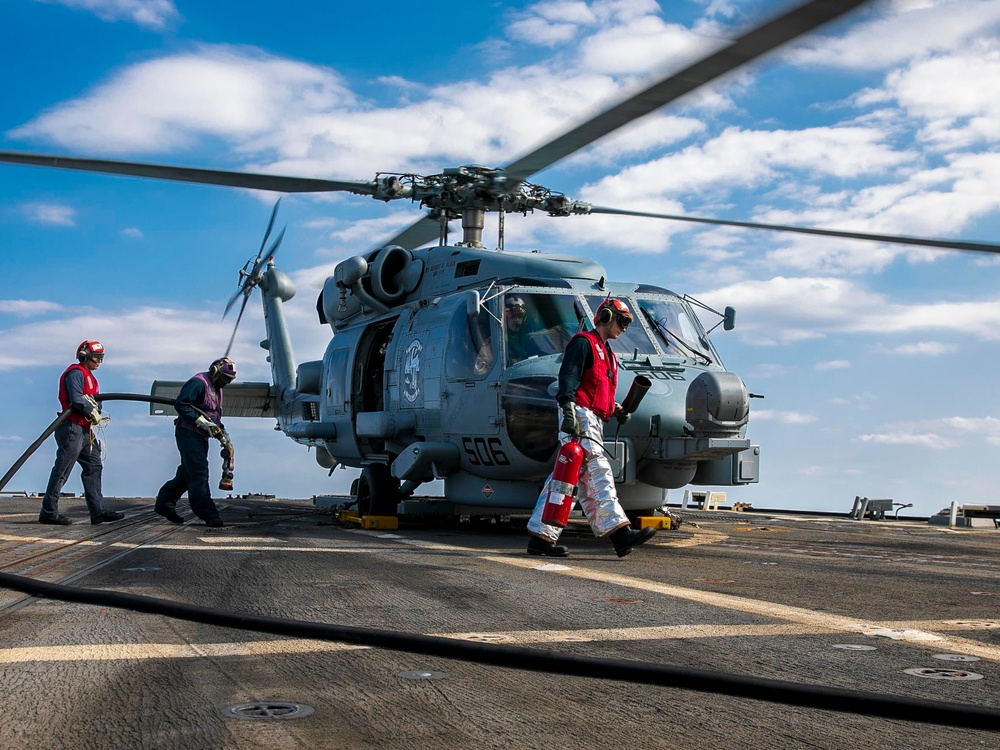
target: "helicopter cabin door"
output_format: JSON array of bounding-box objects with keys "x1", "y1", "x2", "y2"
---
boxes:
[
  {"x1": 441, "y1": 297, "x2": 501, "y2": 464},
  {"x1": 352, "y1": 317, "x2": 398, "y2": 459}
]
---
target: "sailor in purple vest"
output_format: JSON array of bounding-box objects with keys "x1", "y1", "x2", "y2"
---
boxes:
[{"x1": 154, "y1": 357, "x2": 236, "y2": 527}]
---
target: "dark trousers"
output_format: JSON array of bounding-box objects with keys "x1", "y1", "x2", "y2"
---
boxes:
[
  {"x1": 156, "y1": 426, "x2": 219, "y2": 521},
  {"x1": 41, "y1": 420, "x2": 106, "y2": 520}
]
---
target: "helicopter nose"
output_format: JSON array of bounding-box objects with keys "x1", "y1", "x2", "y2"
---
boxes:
[{"x1": 686, "y1": 371, "x2": 750, "y2": 436}]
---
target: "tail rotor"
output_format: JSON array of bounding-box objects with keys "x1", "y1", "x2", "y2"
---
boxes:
[{"x1": 224, "y1": 199, "x2": 286, "y2": 357}]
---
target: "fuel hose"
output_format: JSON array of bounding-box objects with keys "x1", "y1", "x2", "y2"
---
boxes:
[{"x1": 0, "y1": 393, "x2": 176, "y2": 493}]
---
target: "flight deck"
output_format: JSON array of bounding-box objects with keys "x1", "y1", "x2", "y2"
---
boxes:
[{"x1": 0, "y1": 494, "x2": 998, "y2": 749}]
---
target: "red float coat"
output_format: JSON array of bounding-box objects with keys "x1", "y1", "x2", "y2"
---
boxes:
[
  {"x1": 58, "y1": 363, "x2": 99, "y2": 428},
  {"x1": 569, "y1": 329, "x2": 618, "y2": 422}
]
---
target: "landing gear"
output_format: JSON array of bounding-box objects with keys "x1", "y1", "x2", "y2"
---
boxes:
[{"x1": 356, "y1": 463, "x2": 401, "y2": 517}]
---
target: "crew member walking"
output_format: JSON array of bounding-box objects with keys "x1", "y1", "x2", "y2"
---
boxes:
[
  {"x1": 527, "y1": 299, "x2": 656, "y2": 558},
  {"x1": 154, "y1": 357, "x2": 236, "y2": 527},
  {"x1": 39, "y1": 340, "x2": 125, "y2": 526}
]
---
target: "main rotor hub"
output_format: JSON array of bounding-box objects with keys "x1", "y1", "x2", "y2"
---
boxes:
[{"x1": 373, "y1": 165, "x2": 592, "y2": 218}]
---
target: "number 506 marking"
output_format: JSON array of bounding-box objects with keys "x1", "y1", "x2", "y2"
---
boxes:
[{"x1": 463, "y1": 437, "x2": 510, "y2": 466}]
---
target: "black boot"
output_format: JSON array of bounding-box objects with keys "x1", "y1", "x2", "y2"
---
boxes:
[
  {"x1": 527, "y1": 536, "x2": 570, "y2": 557},
  {"x1": 609, "y1": 525, "x2": 656, "y2": 558}
]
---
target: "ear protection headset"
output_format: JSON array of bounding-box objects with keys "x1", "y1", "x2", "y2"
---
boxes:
[{"x1": 595, "y1": 299, "x2": 634, "y2": 329}]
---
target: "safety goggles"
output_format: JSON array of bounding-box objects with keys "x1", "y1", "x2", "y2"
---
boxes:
[
  {"x1": 90, "y1": 353, "x2": 105, "y2": 363},
  {"x1": 505, "y1": 305, "x2": 526, "y2": 319},
  {"x1": 615, "y1": 313, "x2": 632, "y2": 330}
]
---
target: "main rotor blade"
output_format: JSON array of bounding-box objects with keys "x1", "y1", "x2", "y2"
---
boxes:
[
  {"x1": 502, "y1": 0, "x2": 870, "y2": 185},
  {"x1": 378, "y1": 213, "x2": 444, "y2": 251},
  {"x1": 588, "y1": 206, "x2": 1000, "y2": 255},
  {"x1": 0, "y1": 151, "x2": 376, "y2": 195}
]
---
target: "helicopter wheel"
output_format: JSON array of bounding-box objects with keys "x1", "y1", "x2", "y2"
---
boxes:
[{"x1": 356, "y1": 463, "x2": 401, "y2": 517}]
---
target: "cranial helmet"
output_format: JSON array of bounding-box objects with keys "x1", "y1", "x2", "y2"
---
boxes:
[
  {"x1": 208, "y1": 357, "x2": 237, "y2": 387},
  {"x1": 505, "y1": 296, "x2": 526, "y2": 315},
  {"x1": 595, "y1": 298, "x2": 633, "y2": 329},
  {"x1": 76, "y1": 339, "x2": 105, "y2": 363}
]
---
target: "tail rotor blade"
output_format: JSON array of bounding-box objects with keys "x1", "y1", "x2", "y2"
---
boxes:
[
  {"x1": 224, "y1": 293, "x2": 251, "y2": 359},
  {"x1": 265, "y1": 225, "x2": 286, "y2": 264},
  {"x1": 224, "y1": 287, "x2": 247, "y2": 319},
  {"x1": 257, "y1": 198, "x2": 282, "y2": 261}
]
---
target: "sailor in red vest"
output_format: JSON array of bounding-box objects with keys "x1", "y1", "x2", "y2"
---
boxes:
[
  {"x1": 39, "y1": 340, "x2": 125, "y2": 525},
  {"x1": 154, "y1": 357, "x2": 236, "y2": 527},
  {"x1": 526, "y1": 299, "x2": 657, "y2": 558}
]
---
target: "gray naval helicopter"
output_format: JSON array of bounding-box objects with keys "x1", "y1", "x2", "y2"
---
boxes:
[{"x1": 4, "y1": 0, "x2": 999, "y2": 520}]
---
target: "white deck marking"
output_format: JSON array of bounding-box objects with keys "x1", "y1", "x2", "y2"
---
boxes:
[
  {"x1": 485, "y1": 555, "x2": 1000, "y2": 662},
  {"x1": 0, "y1": 640, "x2": 369, "y2": 662}
]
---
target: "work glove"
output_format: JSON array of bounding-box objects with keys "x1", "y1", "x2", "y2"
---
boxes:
[
  {"x1": 614, "y1": 404, "x2": 631, "y2": 425},
  {"x1": 560, "y1": 401, "x2": 580, "y2": 436},
  {"x1": 194, "y1": 415, "x2": 223, "y2": 438},
  {"x1": 82, "y1": 395, "x2": 102, "y2": 425}
]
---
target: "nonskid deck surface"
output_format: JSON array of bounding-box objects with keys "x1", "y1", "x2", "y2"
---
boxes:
[{"x1": 0, "y1": 494, "x2": 998, "y2": 749}]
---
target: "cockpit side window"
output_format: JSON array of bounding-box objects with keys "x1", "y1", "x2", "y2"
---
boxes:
[
  {"x1": 503, "y1": 292, "x2": 585, "y2": 366},
  {"x1": 446, "y1": 299, "x2": 495, "y2": 380}
]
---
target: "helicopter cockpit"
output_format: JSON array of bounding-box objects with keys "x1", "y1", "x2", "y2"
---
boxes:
[{"x1": 502, "y1": 292, "x2": 581, "y2": 367}]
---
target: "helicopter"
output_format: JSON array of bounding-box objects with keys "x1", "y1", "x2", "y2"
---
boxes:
[{"x1": 3, "y1": 0, "x2": 1000, "y2": 519}]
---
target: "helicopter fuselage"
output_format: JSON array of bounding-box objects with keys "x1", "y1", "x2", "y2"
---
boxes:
[{"x1": 258, "y1": 242, "x2": 758, "y2": 514}]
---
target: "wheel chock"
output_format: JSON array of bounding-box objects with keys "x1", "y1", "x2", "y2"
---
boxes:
[
  {"x1": 360, "y1": 515, "x2": 398, "y2": 530},
  {"x1": 638, "y1": 516, "x2": 672, "y2": 530},
  {"x1": 336, "y1": 510, "x2": 398, "y2": 530}
]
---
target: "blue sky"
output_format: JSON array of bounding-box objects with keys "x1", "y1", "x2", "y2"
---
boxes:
[{"x1": 3, "y1": 0, "x2": 1000, "y2": 516}]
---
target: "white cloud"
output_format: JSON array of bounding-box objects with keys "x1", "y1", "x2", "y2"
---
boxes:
[
  {"x1": 830, "y1": 392, "x2": 878, "y2": 408},
  {"x1": 20, "y1": 202, "x2": 76, "y2": 226},
  {"x1": 749, "y1": 409, "x2": 817, "y2": 425},
  {"x1": 883, "y1": 341, "x2": 956, "y2": 356},
  {"x1": 10, "y1": 47, "x2": 356, "y2": 155},
  {"x1": 699, "y1": 276, "x2": 1000, "y2": 345},
  {"x1": 34, "y1": 0, "x2": 180, "y2": 30},
  {"x1": 790, "y1": 0, "x2": 1000, "y2": 71},
  {"x1": 0, "y1": 300, "x2": 64, "y2": 317},
  {"x1": 0, "y1": 306, "x2": 270, "y2": 377},
  {"x1": 121, "y1": 227, "x2": 143, "y2": 238},
  {"x1": 857, "y1": 431, "x2": 951, "y2": 448},
  {"x1": 815, "y1": 360, "x2": 850, "y2": 370}
]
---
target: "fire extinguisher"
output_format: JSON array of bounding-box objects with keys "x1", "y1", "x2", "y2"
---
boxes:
[{"x1": 540, "y1": 439, "x2": 585, "y2": 527}]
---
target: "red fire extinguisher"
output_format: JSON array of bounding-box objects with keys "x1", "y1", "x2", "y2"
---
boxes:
[{"x1": 540, "y1": 439, "x2": 585, "y2": 527}]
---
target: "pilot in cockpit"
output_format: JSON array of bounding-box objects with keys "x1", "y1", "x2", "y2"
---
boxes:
[{"x1": 504, "y1": 295, "x2": 543, "y2": 365}]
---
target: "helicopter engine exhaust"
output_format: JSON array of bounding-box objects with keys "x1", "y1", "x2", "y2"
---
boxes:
[{"x1": 539, "y1": 439, "x2": 585, "y2": 528}]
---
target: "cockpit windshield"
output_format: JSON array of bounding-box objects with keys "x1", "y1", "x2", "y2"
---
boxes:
[
  {"x1": 637, "y1": 297, "x2": 715, "y2": 363},
  {"x1": 584, "y1": 296, "x2": 656, "y2": 357},
  {"x1": 503, "y1": 292, "x2": 585, "y2": 366}
]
